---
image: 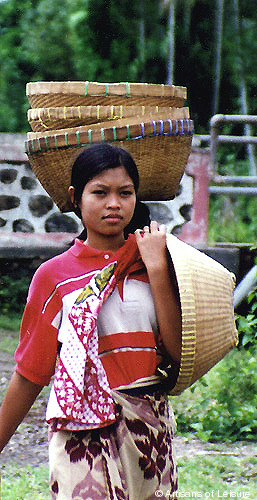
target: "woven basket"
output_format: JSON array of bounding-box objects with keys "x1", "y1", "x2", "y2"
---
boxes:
[
  {"x1": 26, "y1": 81, "x2": 187, "y2": 108},
  {"x1": 25, "y1": 116, "x2": 194, "y2": 212},
  {"x1": 28, "y1": 105, "x2": 190, "y2": 132},
  {"x1": 166, "y1": 234, "x2": 238, "y2": 396}
]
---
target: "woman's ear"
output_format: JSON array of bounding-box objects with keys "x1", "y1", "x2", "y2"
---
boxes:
[
  {"x1": 68, "y1": 186, "x2": 75, "y2": 206},
  {"x1": 68, "y1": 185, "x2": 82, "y2": 219}
]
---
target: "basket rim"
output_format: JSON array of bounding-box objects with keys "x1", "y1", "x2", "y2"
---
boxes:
[
  {"x1": 28, "y1": 105, "x2": 190, "y2": 121},
  {"x1": 25, "y1": 118, "x2": 194, "y2": 155},
  {"x1": 26, "y1": 81, "x2": 187, "y2": 99}
]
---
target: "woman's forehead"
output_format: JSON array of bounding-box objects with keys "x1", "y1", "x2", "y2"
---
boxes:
[{"x1": 87, "y1": 166, "x2": 134, "y2": 186}]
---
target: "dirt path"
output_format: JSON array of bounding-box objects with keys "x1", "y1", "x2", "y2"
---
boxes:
[{"x1": 1, "y1": 350, "x2": 257, "y2": 467}]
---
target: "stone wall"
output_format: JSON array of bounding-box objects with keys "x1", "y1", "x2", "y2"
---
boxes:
[{"x1": 0, "y1": 161, "x2": 82, "y2": 233}]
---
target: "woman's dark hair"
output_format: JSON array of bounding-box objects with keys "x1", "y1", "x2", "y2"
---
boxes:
[{"x1": 70, "y1": 143, "x2": 150, "y2": 239}]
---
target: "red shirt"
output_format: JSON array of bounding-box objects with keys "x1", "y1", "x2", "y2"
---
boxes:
[{"x1": 15, "y1": 236, "x2": 162, "y2": 388}]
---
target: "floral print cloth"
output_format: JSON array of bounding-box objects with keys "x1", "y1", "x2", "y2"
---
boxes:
[
  {"x1": 49, "y1": 390, "x2": 178, "y2": 500},
  {"x1": 46, "y1": 236, "x2": 144, "y2": 432}
]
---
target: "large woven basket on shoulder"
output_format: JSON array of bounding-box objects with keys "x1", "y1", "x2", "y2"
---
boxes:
[
  {"x1": 28, "y1": 105, "x2": 190, "y2": 132},
  {"x1": 26, "y1": 81, "x2": 187, "y2": 108},
  {"x1": 166, "y1": 234, "x2": 238, "y2": 395},
  {"x1": 25, "y1": 115, "x2": 194, "y2": 212}
]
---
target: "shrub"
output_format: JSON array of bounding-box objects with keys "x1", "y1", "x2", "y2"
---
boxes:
[
  {"x1": 0, "y1": 275, "x2": 30, "y2": 316},
  {"x1": 172, "y1": 347, "x2": 257, "y2": 442},
  {"x1": 236, "y1": 286, "x2": 257, "y2": 353}
]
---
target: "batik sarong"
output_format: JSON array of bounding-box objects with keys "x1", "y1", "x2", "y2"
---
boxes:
[{"x1": 49, "y1": 390, "x2": 178, "y2": 500}]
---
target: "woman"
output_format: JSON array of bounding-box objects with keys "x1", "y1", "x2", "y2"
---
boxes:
[{"x1": 0, "y1": 143, "x2": 181, "y2": 499}]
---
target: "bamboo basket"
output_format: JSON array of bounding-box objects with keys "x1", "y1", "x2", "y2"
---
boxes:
[
  {"x1": 26, "y1": 81, "x2": 187, "y2": 108},
  {"x1": 166, "y1": 234, "x2": 238, "y2": 395},
  {"x1": 28, "y1": 105, "x2": 190, "y2": 132},
  {"x1": 25, "y1": 115, "x2": 194, "y2": 212}
]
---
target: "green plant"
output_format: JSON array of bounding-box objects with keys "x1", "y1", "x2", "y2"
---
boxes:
[
  {"x1": 236, "y1": 287, "x2": 257, "y2": 353},
  {"x1": 208, "y1": 193, "x2": 257, "y2": 244},
  {"x1": 171, "y1": 348, "x2": 257, "y2": 442},
  {"x1": 0, "y1": 275, "x2": 30, "y2": 316}
]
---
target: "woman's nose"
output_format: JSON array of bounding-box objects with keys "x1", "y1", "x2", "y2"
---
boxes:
[{"x1": 106, "y1": 193, "x2": 120, "y2": 208}]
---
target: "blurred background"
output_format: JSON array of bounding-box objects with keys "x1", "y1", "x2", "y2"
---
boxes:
[{"x1": 0, "y1": 0, "x2": 256, "y2": 133}]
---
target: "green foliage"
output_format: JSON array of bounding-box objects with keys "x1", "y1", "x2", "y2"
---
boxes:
[
  {"x1": 172, "y1": 348, "x2": 257, "y2": 442},
  {"x1": 0, "y1": 274, "x2": 30, "y2": 316},
  {"x1": 0, "y1": 0, "x2": 256, "y2": 132},
  {"x1": 208, "y1": 147, "x2": 257, "y2": 244},
  {"x1": 208, "y1": 194, "x2": 257, "y2": 244},
  {"x1": 236, "y1": 285, "x2": 257, "y2": 352}
]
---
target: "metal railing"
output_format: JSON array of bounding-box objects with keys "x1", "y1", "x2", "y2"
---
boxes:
[
  {"x1": 209, "y1": 114, "x2": 257, "y2": 195},
  {"x1": 196, "y1": 114, "x2": 257, "y2": 195}
]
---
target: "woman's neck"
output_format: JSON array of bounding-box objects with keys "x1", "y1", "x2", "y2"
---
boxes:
[{"x1": 84, "y1": 233, "x2": 126, "y2": 253}]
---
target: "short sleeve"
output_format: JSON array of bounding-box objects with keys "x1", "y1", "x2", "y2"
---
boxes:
[{"x1": 14, "y1": 263, "x2": 60, "y2": 386}]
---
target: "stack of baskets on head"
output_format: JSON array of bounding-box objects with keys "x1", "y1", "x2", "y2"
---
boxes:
[{"x1": 25, "y1": 81, "x2": 194, "y2": 213}]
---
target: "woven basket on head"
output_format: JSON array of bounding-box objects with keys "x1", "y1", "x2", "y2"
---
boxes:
[
  {"x1": 165, "y1": 234, "x2": 238, "y2": 395},
  {"x1": 26, "y1": 81, "x2": 187, "y2": 108},
  {"x1": 25, "y1": 115, "x2": 194, "y2": 212},
  {"x1": 28, "y1": 105, "x2": 190, "y2": 132}
]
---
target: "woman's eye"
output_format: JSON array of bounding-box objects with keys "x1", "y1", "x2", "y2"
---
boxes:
[
  {"x1": 93, "y1": 190, "x2": 106, "y2": 195},
  {"x1": 121, "y1": 190, "x2": 133, "y2": 196}
]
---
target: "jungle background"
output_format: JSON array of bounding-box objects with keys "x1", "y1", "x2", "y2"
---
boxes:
[
  {"x1": 0, "y1": 0, "x2": 257, "y2": 497},
  {"x1": 0, "y1": 0, "x2": 257, "y2": 134}
]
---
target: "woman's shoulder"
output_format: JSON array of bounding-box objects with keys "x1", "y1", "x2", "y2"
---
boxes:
[{"x1": 27, "y1": 245, "x2": 76, "y2": 299}]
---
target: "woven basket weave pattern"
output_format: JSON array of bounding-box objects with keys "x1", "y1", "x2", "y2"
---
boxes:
[
  {"x1": 166, "y1": 235, "x2": 238, "y2": 396},
  {"x1": 28, "y1": 94, "x2": 186, "y2": 109},
  {"x1": 28, "y1": 105, "x2": 190, "y2": 132},
  {"x1": 26, "y1": 118, "x2": 194, "y2": 149},
  {"x1": 26, "y1": 81, "x2": 187, "y2": 109}
]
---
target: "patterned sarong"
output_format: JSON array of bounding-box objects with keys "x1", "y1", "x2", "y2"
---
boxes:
[{"x1": 49, "y1": 390, "x2": 178, "y2": 500}]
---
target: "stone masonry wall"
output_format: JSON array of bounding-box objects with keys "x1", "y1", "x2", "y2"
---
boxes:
[{"x1": 0, "y1": 161, "x2": 82, "y2": 233}]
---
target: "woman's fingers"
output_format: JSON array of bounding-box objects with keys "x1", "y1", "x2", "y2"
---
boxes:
[
  {"x1": 135, "y1": 221, "x2": 167, "y2": 237},
  {"x1": 159, "y1": 224, "x2": 167, "y2": 234},
  {"x1": 137, "y1": 220, "x2": 166, "y2": 233}
]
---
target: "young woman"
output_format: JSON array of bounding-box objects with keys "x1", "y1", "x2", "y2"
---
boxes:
[{"x1": 0, "y1": 143, "x2": 182, "y2": 499}]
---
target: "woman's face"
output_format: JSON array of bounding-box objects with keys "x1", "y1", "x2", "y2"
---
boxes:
[{"x1": 69, "y1": 166, "x2": 136, "y2": 251}]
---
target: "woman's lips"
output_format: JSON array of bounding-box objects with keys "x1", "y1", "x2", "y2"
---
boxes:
[{"x1": 103, "y1": 214, "x2": 123, "y2": 222}]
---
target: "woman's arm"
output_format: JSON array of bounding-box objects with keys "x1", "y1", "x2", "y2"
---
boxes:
[
  {"x1": 135, "y1": 221, "x2": 182, "y2": 363},
  {"x1": 0, "y1": 371, "x2": 43, "y2": 453}
]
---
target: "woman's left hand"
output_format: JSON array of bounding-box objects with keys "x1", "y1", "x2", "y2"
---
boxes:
[{"x1": 135, "y1": 221, "x2": 167, "y2": 274}]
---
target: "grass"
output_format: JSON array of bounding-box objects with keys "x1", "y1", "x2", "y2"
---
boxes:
[
  {"x1": 177, "y1": 454, "x2": 257, "y2": 498},
  {"x1": 0, "y1": 314, "x2": 21, "y2": 335},
  {"x1": 0, "y1": 464, "x2": 50, "y2": 500},
  {"x1": 0, "y1": 327, "x2": 19, "y2": 354}
]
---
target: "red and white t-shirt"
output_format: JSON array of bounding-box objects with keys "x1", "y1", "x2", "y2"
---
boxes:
[{"x1": 15, "y1": 236, "x2": 162, "y2": 389}]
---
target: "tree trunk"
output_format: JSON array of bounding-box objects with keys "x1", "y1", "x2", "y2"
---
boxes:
[
  {"x1": 139, "y1": 0, "x2": 145, "y2": 82},
  {"x1": 167, "y1": 1, "x2": 175, "y2": 85},
  {"x1": 213, "y1": 0, "x2": 224, "y2": 115},
  {"x1": 232, "y1": 0, "x2": 256, "y2": 174}
]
